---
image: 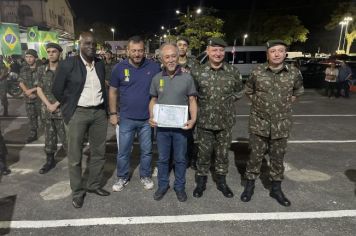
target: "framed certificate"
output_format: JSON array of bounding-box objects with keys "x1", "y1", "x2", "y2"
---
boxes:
[{"x1": 153, "y1": 104, "x2": 188, "y2": 128}]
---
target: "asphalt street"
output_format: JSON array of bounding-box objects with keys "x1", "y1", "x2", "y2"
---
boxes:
[{"x1": 0, "y1": 89, "x2": 356, "y2": 236}]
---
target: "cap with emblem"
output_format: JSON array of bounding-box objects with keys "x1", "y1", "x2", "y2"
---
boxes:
[
  {"x1": 266, "y1": 40, "x2": 288, "y2": 49},
  {"x1": 207, "y1": 37, "x2": 227, "y2": 47},
  {"x1": 25, "y1": 49, "x2": 38, "y2": 58},
  {"x1": 46, "y1": 42, "x2": 63, "y2": 52},
  {"x1": 177, "y1": 36, "x2": 190, "y2": 45}
]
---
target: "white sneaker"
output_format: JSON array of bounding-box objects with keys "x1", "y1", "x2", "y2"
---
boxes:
[
  {"x1": 140, "y1": 177, "x2": 154, "y2": 190},
  {"x1": 112, "y1": 178, "x2": 129, "y2": 192}
]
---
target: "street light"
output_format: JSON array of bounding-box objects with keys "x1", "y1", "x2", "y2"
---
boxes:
[
  {"x1": 89, "y1": 28, "x2": 93, "y2": 32},
  {"x1": 111, "y1": 28, "x2": 115, "y2": 41},
  {"x1": 342, "y1": 16, "x2": 353, "y2": 52},
  {"x1": 243, "y1": 34, "x2": 248, "y2": 46},
  {"x1": 175, "y1": 7, "x2": 202, "y2": 17},
  {"x1": 338, "y1": 21, "x2": 347, "y2": 52}
]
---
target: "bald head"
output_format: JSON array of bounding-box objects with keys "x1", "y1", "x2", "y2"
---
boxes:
[{"x1": 79, "y1": 31, "x2": 97, "y2": 62}]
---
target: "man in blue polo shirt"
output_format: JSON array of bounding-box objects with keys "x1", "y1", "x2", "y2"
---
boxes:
[{"x1": 109, "y1": 36, "x2": 161, "y2": 192}]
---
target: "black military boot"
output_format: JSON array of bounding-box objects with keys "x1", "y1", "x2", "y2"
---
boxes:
[
  {"x1": 270, "y1": 181, "x2": 291, "y2": 207},
  {"x1": 216, "y1": 174, "x2": 234, "y2": 198},
  {"x1": 39, "y1": 153, "x2": 56, "y2": 174},
  {"x1": 193, "y1": 175, "x2": 207, "y2": 198},
  {"x1": 240, "y1": 180, "x2": 255, "y2": 202}
]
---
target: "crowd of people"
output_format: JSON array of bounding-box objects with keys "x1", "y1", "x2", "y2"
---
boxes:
[{"x1": 0, "y1": 32, "x2": 304, "y2": 209}]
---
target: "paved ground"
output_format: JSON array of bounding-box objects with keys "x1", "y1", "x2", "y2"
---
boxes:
[{"x1": 0, "y1": 89, "x2": 356, "y2": 235}]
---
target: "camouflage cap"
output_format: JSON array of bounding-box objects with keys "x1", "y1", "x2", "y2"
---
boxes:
[
  {"x1": 266, "y1": 40, "x2": 288, "y2": 49},
  {"x1": 25, "y1": 49, "x2": 38, "y2": 58},
  {"x1": 207, "y1": 37, "x2": 227, "y2": 47},
  {"x1": 46, "y1": 42, "x2": 63, "y2": 52},
  {"x1": 177, "y1": 36, "x2": 190, "y2": 44}
]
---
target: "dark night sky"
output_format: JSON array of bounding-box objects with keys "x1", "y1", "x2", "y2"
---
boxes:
[{"x1": 68, "y1": 0, "x2": 344, "y2": 52}]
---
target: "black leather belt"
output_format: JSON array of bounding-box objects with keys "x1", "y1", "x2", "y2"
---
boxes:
[{"x1": 77, "y1": 103, "x2": 105, "y2": 110}]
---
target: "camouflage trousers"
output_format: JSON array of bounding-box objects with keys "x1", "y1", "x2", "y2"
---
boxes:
[
  {"x1": 25, "y1": 102, "x2": 39, "y2": 136},
  {"x1": 245, "y1": 133, "x2": 288, "y2": 181},
  {"x1": 0, "y1": 127, "x2": 8, "y2": 160},
  {"x1": 196, "y1": 127, "x2": 232, "y2": 176},
  {"x1": 0, "y1": 80, "x2": 8, "y2": 115},
  {"x1": 44, "y1": 117, "x2": 67, "y2": 154}
]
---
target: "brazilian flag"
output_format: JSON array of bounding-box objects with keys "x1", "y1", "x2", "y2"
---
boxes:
[
  {"x1": 0, "y1": 23, "x2": 22, "y2": 55},
  {"x1": 38, "y1": 31, "x2": 59, "y2": 58},
  {"x1": 27, "y1": 26, "x2": 39, "y2": 42}
]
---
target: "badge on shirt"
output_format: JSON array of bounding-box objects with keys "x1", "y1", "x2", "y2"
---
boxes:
[
  {"x1": 159, "y1": 79, "x2": 164, "y2": 92},
  {"x1": 124, "y1": 69, "x2": 130, "y2": 82}
]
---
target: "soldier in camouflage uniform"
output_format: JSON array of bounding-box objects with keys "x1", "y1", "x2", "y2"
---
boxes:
[
  {"x1": 37, "y1": 43, "x2": 67, "y2": 174},
  {"x1": 192, "y1": 38, "x2": 244, "y2": 198},
  {"x1": 176, "y1": 36, "x2": 200, "y2": 169},
  {"x1": 104, "y1": 50, "x2": 116, "y2": 87},
  {"x1": 240, "y1": 40, "x2": 304, "y2": 207},
  {"x1": 177, "y1": 36, "x2": 199, "y2": 73},
  {"x1": 0, "y1": 56, "x2": 9, "y2": 116},
  {"x1": 0, "y1": 121, "x2": 11, "y2": 175},
  {"x1": 19, "y1": 49, "x2": 41, "y2": 143}
]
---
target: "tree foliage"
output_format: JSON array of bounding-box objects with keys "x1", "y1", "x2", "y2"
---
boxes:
[
  {"x1": 175, "y1": 9, "x2": 224, "y2": 53},
  {"x1": 248, "y1": 15, "x2": 309, "y2": 45},
  {"x1": 325, "y1": 1, "x2": 356, "y2": 54}
]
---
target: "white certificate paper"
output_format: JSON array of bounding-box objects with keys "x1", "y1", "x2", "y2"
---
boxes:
[{"x1": 153, "y1": 104, "x2": 188, "y2": 128}]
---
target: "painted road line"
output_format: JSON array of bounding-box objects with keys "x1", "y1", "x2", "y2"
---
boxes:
[
  {"x1": 0, "y1": 210, "x2": 356, "y2": 229},
  {"x1": 6, "y1": 139, "x2": 356, "y2": 147}
]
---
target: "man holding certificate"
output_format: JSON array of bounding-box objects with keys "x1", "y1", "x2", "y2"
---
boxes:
[{"x1": 149, "y1": 43, "x2": 198, "y2": 202}]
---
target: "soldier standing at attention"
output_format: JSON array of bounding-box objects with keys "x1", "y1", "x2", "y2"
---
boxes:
[
  {"x1": 19, "y1": 49, "x2": 40, "y2": 143},
  {"x1": 36, "y1": 43, "x2": 67, "y2": 174},
  {"x1": 240, "y1": 40, "x2": 304, "y2": 207},
  {"x1": 177, "y1": 36, "x2": 199, "y2": 72},
  {"x1": 192, "y1": 38, "x2": 244, "y2": 198},
  {"x1": 176, "y1": 36, "x2": 200, "y2": 170},
  {"x1": 104, "y1": 50, "x2": 116, "y2": 87},
  {"x1": 0, "y1": 56, "x2": 9, "y2": 117}
]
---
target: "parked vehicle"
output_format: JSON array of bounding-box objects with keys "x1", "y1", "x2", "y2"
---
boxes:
[{"x1": 197, "y1": 46, "x2": 267, "y2": 79}]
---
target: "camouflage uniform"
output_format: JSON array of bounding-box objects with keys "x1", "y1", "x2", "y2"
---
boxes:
[
  {"x1": 37, "y1": 65, "x2": 67, "y2": 154},
  {"x1": 245, "y1": 63, "x2": 304, "y2": 181},
  {"x1": 18, "y1": 64, "x2": 41, "y2": 138},
  {"x1": 0, "y1": 121, "x2": 8, "y2": 163},
  {"x1": 179, "y1": 56, "x2": 200, "y2": 167},
  {"x1": 0, "y1": 62, "x2": 8, "y2": 116},
  {"x1": 179, "y1": 56, "x2": 199, "y2": 73},
  {"x1": 192, "y1": 62, "x2": 244, "y2": 176},
  {"x1": 104, "y1": 60, "x2": 116, "y2": 84}
]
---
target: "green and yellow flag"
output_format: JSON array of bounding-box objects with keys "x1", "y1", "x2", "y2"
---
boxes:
[
  {"x1": 0, "y1": 23, "x2": 22, "y2": 55},
  {"x1": 38, "y1": 31, "x2": 59, "y2": 58},
  {"x1": 27, "y1": 26, "x2": 39, "y2": 43}
]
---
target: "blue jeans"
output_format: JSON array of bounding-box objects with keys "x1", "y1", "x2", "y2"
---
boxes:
[
  {"x1": 156, "y1": 127, "x2": 188, "y2": 192},
  {"x1": 116, "y1": 117, "x2": 152, "y2": 180}
]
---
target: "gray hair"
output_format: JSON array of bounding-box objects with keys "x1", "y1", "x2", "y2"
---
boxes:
[{"x1": 159, "y1": 43, "x2": 179, "y2": 58}]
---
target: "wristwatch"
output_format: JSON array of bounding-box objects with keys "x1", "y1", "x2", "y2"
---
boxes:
[{"x1": 109, "y1": 112, "x2": 117, "y2": 116}]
